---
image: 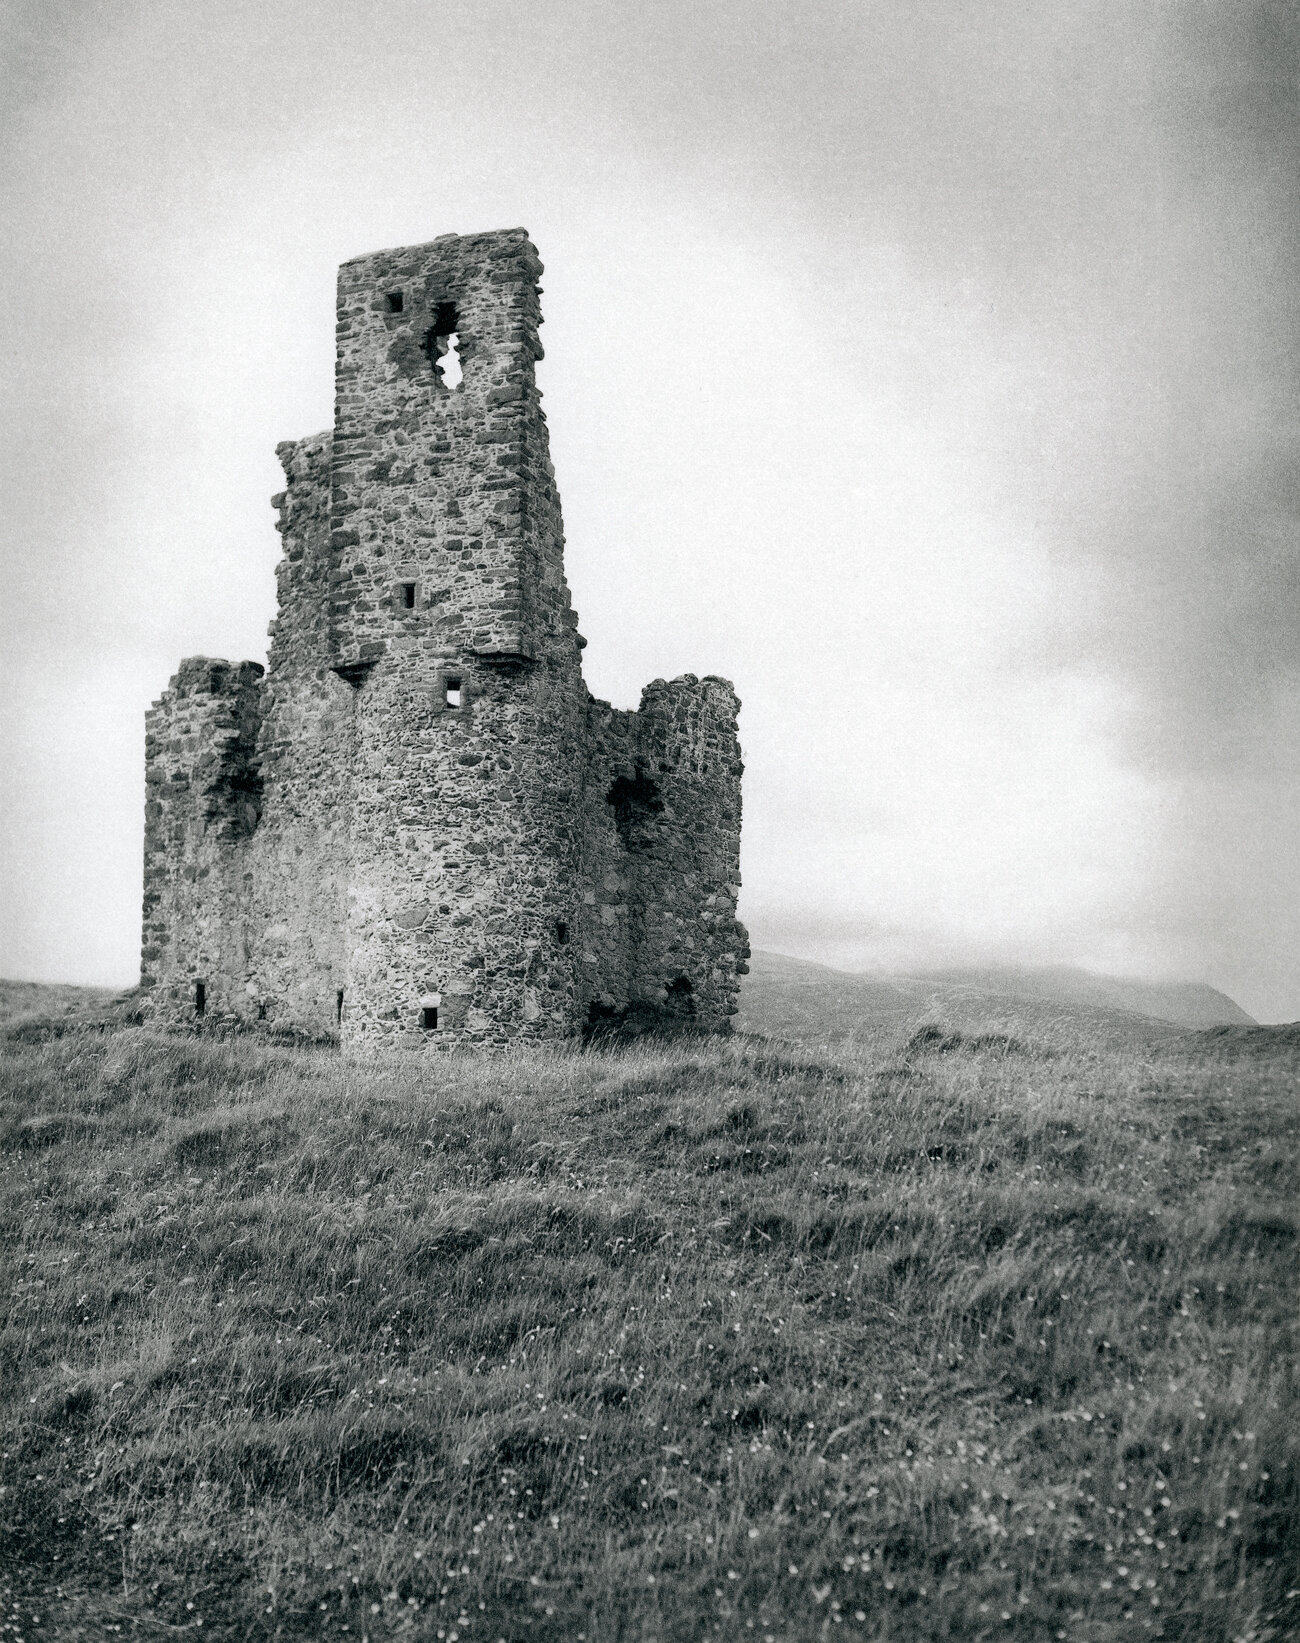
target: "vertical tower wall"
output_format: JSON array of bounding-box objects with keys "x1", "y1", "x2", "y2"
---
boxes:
[
  {"x1": 140, "y1": 659, "x2": 263, "y2": 1020},
  {"x1": 574, "y1": 701, "x2": 641, "y2": 1017},
  {"x1": 628, "y1": 676, "x2": 748, "y2": 1027},
  {"x1": 581, "y1": 678, "x2": 748, "y2": 1032},
  {"x1": 243, "y1": 432, "x2": 355, "y2": 1031},
  {"x1": 328, "y1": 231, "x2": 590, "y2": 1049}
]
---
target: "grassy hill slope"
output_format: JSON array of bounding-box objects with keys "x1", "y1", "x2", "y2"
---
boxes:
[
  {"x1": 1, "y1": 1012, "x2": 1296, "y2": 1641},
  {"x1": 0, "y1": 980, "x2": 119, "y2": 1026}
]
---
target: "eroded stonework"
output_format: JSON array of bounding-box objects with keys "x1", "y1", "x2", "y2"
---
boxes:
[{"x1": 141, "y1": 230, "x2": 748, "y2": 1050}]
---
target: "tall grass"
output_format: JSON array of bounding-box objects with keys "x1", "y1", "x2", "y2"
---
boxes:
[{"x1": 1, "y1": 1013, "x2": 1296, "y2": 1640}]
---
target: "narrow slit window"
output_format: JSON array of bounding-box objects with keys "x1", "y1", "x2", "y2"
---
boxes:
[
  {"x1": 555, "y1": 920, "x2": 569, "y2": 945},
  {"x1": 336, "y1": 988, "x2": 344, "y2": 1024},
  {"x1": 401, "y1": 582, "x2": 417, "y2": 609},
  {"x1": 386, "y1": 290, "x2": 404, "y2": 313},
  {"x1": 445, "y1": 677, "x2": 462, "y2": 708},
  {"x1": 421, "y1": 1006, "x2": 438, "y2": 1030},
  {"x1": 194, "y1": 980, "x2": 206, "y2": 1018}
]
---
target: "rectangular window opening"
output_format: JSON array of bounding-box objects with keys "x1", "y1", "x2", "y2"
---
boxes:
[
  {"x1": 401, "y1": 582, "x2": 417, "y2": 609},
  {"x1": 555, "y1": 920, "x2": 569, "y2": 946},
  {"x1": 386, "y1": 291, "x2": 404, "y2": 313},
  {"x1": 194, "y1": 980, "x2": 206, "y2": 1018},
  {"x1": 445, "y1": 677, "x2": 462, "y2": 708},
  {"x1": 421, "y1": 1006, "x2": 439, "y2": 1030}
]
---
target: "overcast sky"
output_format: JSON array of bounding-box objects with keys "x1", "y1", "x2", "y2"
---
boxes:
[{"x1": 1, "y1": 0, "x2": 1296, "y2": 1019}]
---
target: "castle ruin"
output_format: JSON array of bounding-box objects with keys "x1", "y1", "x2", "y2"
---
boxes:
[{"x1": 140, "y1": 230, "x2": 749, "y2": 1050}]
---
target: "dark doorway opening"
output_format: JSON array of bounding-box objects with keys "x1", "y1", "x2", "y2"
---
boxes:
[
  {"x1": 194, "y1": 980, "x2": 206, "y2": 1018},
  {"x1": 665, "y1": 975, "x2": 695, "y2": 1016},
  {"x1": 584, "y1": 999, "x2": 620, "y2": 1041},
  {"x1": 555, "y1": 920, "x2": 569, "y2": 945},
  {"x1": 421, "y1": 1006, "x2": 439, "y2": 1030}
]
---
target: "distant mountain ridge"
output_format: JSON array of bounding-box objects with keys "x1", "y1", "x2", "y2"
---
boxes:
[
  {"x1": 736, "y1": 951, "x2": 1254, "y2": 1042},
  {"x1": 917, "y1": 964, "x2": 1255, "y2": 1029},
  {"x1": 0, "y1": 979, "x2": 117, "y2": 1024}
]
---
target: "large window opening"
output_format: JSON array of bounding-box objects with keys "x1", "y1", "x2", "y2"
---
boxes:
[
  {"x1": 385, "y1": 290, "x2": 404, "y2": 313},
  {"x1": 444, "y1": 676, "x2": 462, "y2": 709},
  {"x1": 400, "y1": 582, "x2": 417, "y2": 609},
  {"x1": 421, "y1": 1006, "x2": 439, "y2": 1031},
  {"x1": 194, "y1": 980, "x2": 206, "y2": 1018},
  {"x1": 422, "y1": 301, "x2": 462, "y2": 390}
]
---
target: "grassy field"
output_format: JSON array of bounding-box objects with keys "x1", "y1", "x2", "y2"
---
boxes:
[
  {"x1": 0, "y1": 982, "x2": 119, "y2": 1028},
  {"x1": 0, "y1": 1005, "x2": 1296, "y2": 1641}
]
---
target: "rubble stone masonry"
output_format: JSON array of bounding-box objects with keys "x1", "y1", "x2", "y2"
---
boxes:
[{"x1": 142, "y1": 230, "x2": 748, "y2": 1050}]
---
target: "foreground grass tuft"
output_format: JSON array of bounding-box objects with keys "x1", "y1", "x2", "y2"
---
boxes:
[{"x1": 1, "y1": 1014, "x2": 1296, "y2": 1640}]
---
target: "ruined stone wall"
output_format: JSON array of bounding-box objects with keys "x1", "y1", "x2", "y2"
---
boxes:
[
  {"x1": 579, "y1": 677, "x2": 748, "y2": 1032},
  {"x1": 243, "y1": 432, "x2": 354, "y2": 1032},
  {"x1": 141, "y1": 228, "x2": 747, "y2": 1050},
  {"x1": 573, "y1": 699, "x2": 640, "y2": 1017},
  {"x1": 329, "y1": 230, "x2": 575, "y2": 673},
  {"x1": 140, "y1": 659, "x2": 263, "y2": 1019},
  {"x1": 625, "y1": 676, "x2": 748, "y2": 1026}
]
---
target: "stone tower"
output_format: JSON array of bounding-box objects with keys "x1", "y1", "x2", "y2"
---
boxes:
[{"x1": 141, "y1": 230, "x2": 749, "y2": 1050}]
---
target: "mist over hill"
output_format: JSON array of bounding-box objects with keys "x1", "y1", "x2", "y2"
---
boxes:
[
  {"x1": 919, "y1": 964, "x2": 1255, "y2": 1028},
  {"x1": 736, "y1": 950, "x2": 1255, "y2": 1042}
]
